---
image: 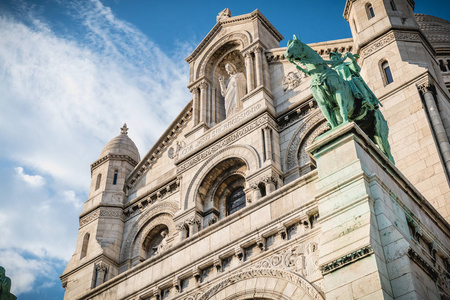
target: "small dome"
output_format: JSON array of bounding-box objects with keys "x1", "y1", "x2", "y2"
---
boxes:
[
  {"x1": 100, "y1": 124, "x2": 140, "y2": 162},
  {"x1": 415, "y1": 14, "x2": 450, "y2": 51}
]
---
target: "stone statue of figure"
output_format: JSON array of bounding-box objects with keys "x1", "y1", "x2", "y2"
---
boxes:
[
  {"x1": 0, "y1": 267, "x2": 16, "y2": 300},
  {"x1": 152, "y1": 230, "x2": 168, "y2": 255},
  {"x1": 329, "y1": 51, "x2": 382, "y2": 111},
  {"x1": 218, "y1": 62, "x2": 247, "y2": 118}
]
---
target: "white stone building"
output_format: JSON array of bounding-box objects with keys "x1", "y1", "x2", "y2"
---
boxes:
[{"x1": 61, "y1": 1, "x2": 450, "y2": 299}]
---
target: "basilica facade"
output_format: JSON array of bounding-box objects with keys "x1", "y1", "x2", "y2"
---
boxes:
[{"x1": 61, "y1": 0, "x2": 450, "y2": 299}]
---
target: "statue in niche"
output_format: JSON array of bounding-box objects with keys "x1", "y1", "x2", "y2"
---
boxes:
[
  {"x1": 218, "y1": 62, "x2": 247, "y2": 118},
  {"x1": 152, "y1": 230, "x2": 168, "y2": 255},
  {"x1": 0, "y1": 267, "x2": 16, "y2": 300}
]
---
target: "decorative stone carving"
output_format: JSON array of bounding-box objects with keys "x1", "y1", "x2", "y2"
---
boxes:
[
  {"x1": 79, "y1": 207, "x2": 123, "y2": 227},
  {"x1": 407, "y1": 247, "x2": 438, "y2": 280},
  {"x1": 303, "y1": 242, "x2": 319, "y2": 277},
  {"x1": 168, "y1": 141, "x2": 185, "y2": 159},
  {"x1": 217, "y1": 8, "x2": 231, "y2": 22},
  {"x1": 320, "y1": 245, "x2": 373, "y2": 275},
  {"x1": 282, "y1": 71, "x2": 302, "y2": 91},
  {"x1": 196, "y1": 268, "x2": 325, "y2": 300}
]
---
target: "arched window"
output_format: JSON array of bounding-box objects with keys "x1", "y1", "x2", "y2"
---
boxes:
[
  {"x1": 80, "y1": 233, "x2": 90, "y2": 259},
  {"x1": 95, "y1": 173, "x2": 102, "y2": 190},
  {"x1": 226, "y1": 187, "x2": 246, "y2": 216},
  {"x1": 381, "y1": 61, "x2": 394, "y2": 85},
  {"x1": 366, "y1": 3, "x2": 375, "y2": 19},
  {"x1": 390, "y1": 0, "x2": 397, "y2": 11},
  {"x1": 113, "y1": 170, "x2": 118, "y2": 185}
]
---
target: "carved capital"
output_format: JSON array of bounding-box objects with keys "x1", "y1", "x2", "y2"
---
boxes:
[
  {"x1": 186, "y1": 216, "x2": 202, "y2": 225},
  {"x1": 235, "y1": 246, "x2": 244, "y2": 261},
  {"x1": 175, "y1": 222, "x2": 186, "y2": 231},
  {"x1": 417, "y1": 83, "x2": 435, "y2": 94},
  {"x1": 95, "y1": 262, "x2": 108, "y2": 272},
  {"x1": 199, "y1": 80, "x2": 209, "y2": 90},
  {"x1": 253, "y1": 46, "x2": 263, "y2": 53},
  {"x1": 190, "y1": 87, "x2": 200, "y2": 95}
]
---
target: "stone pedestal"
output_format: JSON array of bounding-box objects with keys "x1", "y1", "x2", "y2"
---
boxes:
[{"x1": 307, "y1": 122, "x2": 393, "y2": 299}]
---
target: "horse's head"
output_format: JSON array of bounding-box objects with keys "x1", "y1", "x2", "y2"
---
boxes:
[{"x1": 285, "y1": 34, "x2": 306, "y2": 62}]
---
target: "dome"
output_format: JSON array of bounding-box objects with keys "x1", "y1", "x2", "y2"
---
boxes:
[
  {"x1": 100, "y1": 124, "x2": 140, "y2": 162},
  {"x1": 415, "y1": 14, "x2": 450, "y2": 51}
]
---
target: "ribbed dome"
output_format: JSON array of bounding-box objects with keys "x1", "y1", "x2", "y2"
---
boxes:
[
  {"x1": 100, "y1": 124, "x2": 140, "y2": 162},
  {"x1": 415, "y1": 14, "x2": 450, "y2": 50}
]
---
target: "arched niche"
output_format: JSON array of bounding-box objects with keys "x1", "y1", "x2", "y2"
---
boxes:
[
  {"x1": 197, "y1": 157, "x2": 248, "y2": 220},
  {"x1": 141, "y1": 224, "x2": 168, "y2": 259},
  {"x1": 120, "y1": 201, "x2": 178, "y2": 265},
  {"x1": 210, "y1": 49, "x2": 246, "y2": 125}
]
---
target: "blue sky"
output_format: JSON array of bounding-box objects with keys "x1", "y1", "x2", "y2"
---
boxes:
[{"x1": 0, "y1": 0, "x2": 448, "y2": 299}]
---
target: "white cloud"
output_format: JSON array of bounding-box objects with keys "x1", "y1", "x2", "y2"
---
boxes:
[
  {"x1": 14, "y1": 167, "x2": 46, "y2": 187},
  {"x1": 0, "y1": 249, "x2": 60, "y2": 295},
  {"x1": 0, "y1": 0, "x2": 194, "y2": 296}
]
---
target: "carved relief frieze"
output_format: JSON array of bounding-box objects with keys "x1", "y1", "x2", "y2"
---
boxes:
[
  {"x1": 177, "y1": 111, "x2": 275, "y2": 175},
  {"x1": 282, "y1": 71, "x2": 302, "y2": 91},
  {"x1": 193, "y1": 268, "x2": 325, "y2": 300},
  {"x1": 361, "y1": 31, "x2": 422, "y2": 58},
  {"x1": 407, "y1": 247, "x2": 439, "y2": 280},
  {"x1": 320, "y1": 245, "x2": 373, "y2": 275},
  {"x1": 277, "y1": 99, "x2": 316, "y2": 130},
  {"x1": 79, "y1": 207, "x2": 123, "y2": 227}
]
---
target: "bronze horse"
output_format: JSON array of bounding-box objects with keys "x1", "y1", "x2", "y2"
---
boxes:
[{"x1": 285, "y1": 35, "x2": 394, "y2": 163}]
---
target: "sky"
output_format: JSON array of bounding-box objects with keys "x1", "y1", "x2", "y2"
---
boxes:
[{"x1": 0, "y1": 0, "x2": 448, "y2": 299}]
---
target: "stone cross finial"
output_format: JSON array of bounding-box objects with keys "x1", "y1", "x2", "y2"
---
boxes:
[
  {"x1": 217, "y1": 8, "x2": 231, "y2": 22},
  {"x1": 120, "y1": 123, "x2": 128, "y2": 135}
]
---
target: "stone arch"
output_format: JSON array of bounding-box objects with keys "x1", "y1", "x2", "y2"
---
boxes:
[
  {"x1": 120, "y1": 201, "x2": 178, "y2": 263},
  {"x1": 184, "y1": 145, "x2": 260, "y2": 210},
  {"x1": 131, "y1": 213, "x2": 174, "y2": 261},
  {"x1": 284, "y1": 109, "x2": 326, "y2": 171},
  {"x1": 297, "y1": 121, "x2": 329, "y2": 175},
  {"x1": 196, "y1": 31, "x2": 251, "y2": 79},
  {"x1": 198, "y1": 269, "x2": 324, "y2": 300}
]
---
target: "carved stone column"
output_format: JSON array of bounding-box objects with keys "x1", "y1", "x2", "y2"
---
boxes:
[
  {"x1": 175, "y1": 222, "x2": 187, "y2": 242},
  {"x1": 191, "y1": 87, "x2": 200, "y2": 126},
  {"x1": 244, "y1": 52, "x2": 254, "y2": 93},
  {"x1": 254, "y1": 46, "x2": 264, "y2": 87},
  {"x1": 199, "y1": 81, "x2": 208, "y2": 124},
  {"x1": 187, "y1": 216, "x2": 201, "y2": 236},
  {"x1": 264, "y1": 175, "x2": 276, "y2": 194},
  {"x1": 419, "y1": 83, "x2": 450, "y2": 175}
]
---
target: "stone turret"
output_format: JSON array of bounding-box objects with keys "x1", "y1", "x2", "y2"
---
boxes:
[{"x1": 60, "y1": 124, "x2": 140, "y2": 296}]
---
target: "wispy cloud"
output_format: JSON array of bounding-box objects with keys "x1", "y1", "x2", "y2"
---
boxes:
[
  {"x1": 14, "y1": 167, "x2": 46, "y2": 187},
  {"x1": 0, "y1": 0, "x2": 193, "y2": 296}
]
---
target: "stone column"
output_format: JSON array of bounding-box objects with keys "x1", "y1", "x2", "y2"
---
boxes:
[
  {"x1": 176, "y1": 222, "x2": 187, "y2": 242},
  {"x1": 263, "y1": 126, "x2": 273, "y2": 162},
  {"x1": 244, "y1": 52, "x2": 254, "y2": 93},
  {"x1": 95, "y1": 262, "x2": 108, "y2": 287},
  {"x1": 419, "y1": 84, "x2": 450, "y2": 175},
  {"x1": 187, "y1": 217, "x2": 201, "y2": 235},
  {"x1": 199, "y1": 81, "x2": 208, "y2": 124},
  {"x1": 264, "y1": 176, "x2": 276, "y2": 194},
  {"x1": 191, "y1": 87, "x2": 200, "y2": 126},
  {"x1": 254, "y1": 46, "x2": 264, "y2": 88}
]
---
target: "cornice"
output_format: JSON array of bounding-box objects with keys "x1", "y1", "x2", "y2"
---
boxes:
[
  {"x1": 186, "y1": 9, "x2": 283, "y2": 64},
  {"x1": 125, "y1": 101, "x2": 192, "y2": 190},
  {"x1": 91, "y1": 154, "x2": 138, "y2": 173}
]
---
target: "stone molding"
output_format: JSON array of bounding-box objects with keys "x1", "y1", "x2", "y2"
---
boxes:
[
  {"x1": 79, "y1": 207, "x2": 123, "y2": 228},
  {"x1": 90, "y1": 154, "x2": 138, "y2": 173},
  {"x1": 361, "y1": 30, "x2": 423, "y2": 58},
  {"x1": 285, "y1": 109, "x2": 326, "y2": 171},
  {"x1": 319, "y1": 245, "x2": 373, "y2": 275},
  {"x1": 126, "y1": 105, "x2": 192, "y2": 190},
  {"x1": 176, "y1": 103, "x2": 266, "y2": 163},
  {"x1": 177, "y1": 112, "x2": 274, "y2": 175},
  {"x1": 407, "y1": 247, "x2": 439, "y2": 280},
  {"x1": 196, "y1": 268, "x2": 324, "y2": 300},
  {"x1": 124, "y1": 177, "x2": 181, "y2": 217},
  {"x1": 277, "y1": 98, "x2": 316, "y2": 130}
]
